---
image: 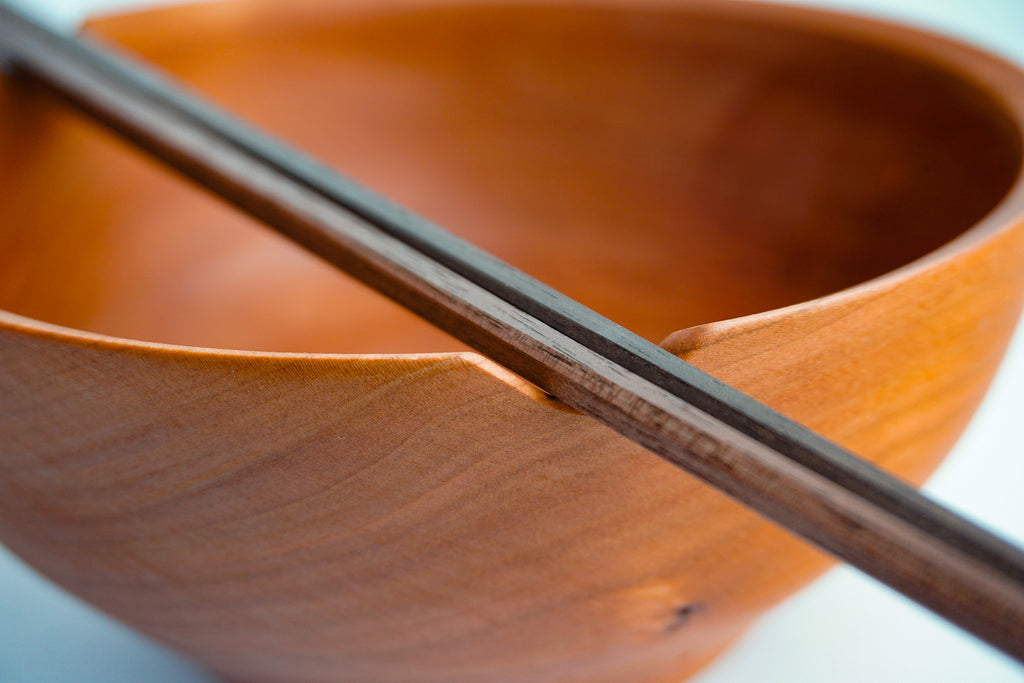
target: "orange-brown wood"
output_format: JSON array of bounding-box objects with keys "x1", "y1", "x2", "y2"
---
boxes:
[{"x1": 1, "y1": 1, "x2": 1023, "y2": 681}]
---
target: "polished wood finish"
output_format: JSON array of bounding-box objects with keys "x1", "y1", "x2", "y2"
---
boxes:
[
  {"x1": 1, "y1": 1, "x2": 1024, "y2": 682},
  {"x1": 5, "y1": 0, "x2": 1024, "y2": 657}
]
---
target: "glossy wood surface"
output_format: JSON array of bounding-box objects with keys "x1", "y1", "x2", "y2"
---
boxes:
[{"x1": 1, "y1": 1, "x2": 1023, "y2": 681}]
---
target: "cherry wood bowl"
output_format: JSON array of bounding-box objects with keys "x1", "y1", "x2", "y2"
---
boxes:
[{"x1": 1, "y1": 1, "x2": 1023, "y2": 681}]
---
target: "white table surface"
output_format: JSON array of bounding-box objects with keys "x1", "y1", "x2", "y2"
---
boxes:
[{"x1": 1, "y1": 0, "x2": 1022, "y2": 681}]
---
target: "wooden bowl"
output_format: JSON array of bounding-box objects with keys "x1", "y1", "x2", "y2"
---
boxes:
[{"x1": 1, "y1": 1, "x2": 1023, "y2": 681}]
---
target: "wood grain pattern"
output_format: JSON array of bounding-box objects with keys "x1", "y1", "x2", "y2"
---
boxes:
[{"x1": 1, "y1": 1, "x2": 1024, "y2": 681}]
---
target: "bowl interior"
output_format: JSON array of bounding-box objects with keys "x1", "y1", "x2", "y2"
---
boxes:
[{"x1": 0, "y1": 3, "x2": 1019, "y2": 353}]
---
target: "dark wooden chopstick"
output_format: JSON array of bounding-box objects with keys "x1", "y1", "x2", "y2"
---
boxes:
[{"x1": 2, "y1": 1, "x2": 1023, "y2": 662}]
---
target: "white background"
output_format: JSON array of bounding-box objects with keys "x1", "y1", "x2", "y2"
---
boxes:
[{"x1": 1, "y1": 1, "x2": 1022, "y2": 681}]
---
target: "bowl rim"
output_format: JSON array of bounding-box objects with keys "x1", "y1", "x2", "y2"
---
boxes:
[{"x1": 3, "y1": 0, "x2": 1024, "y2": 363}]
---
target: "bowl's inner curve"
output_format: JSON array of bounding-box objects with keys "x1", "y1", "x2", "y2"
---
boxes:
[{"x1": 0, "y1": 4, "x2": 1019, "y2": 353}]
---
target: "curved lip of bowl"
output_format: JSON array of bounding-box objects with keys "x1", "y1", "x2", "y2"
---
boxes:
[{"x1": 2, "y1": 0, "x2": 1024, "y2": 364}]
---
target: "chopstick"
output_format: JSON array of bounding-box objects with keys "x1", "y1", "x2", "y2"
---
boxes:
[{"x1": 1, "y1": 1, "x2": 1023, "y2": 662}]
